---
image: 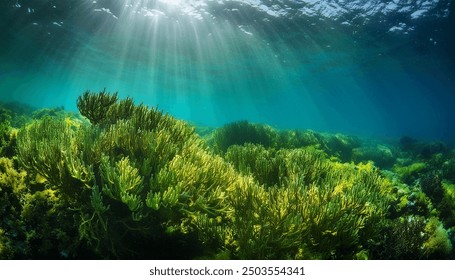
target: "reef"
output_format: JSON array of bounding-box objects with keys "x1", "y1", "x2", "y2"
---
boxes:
[{"x1": 0, "y1": 90, "x2": 454, "y2": 259}]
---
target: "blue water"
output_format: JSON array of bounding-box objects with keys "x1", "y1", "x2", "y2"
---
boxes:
[{"x1": 1, "y1": 0, "x2": 454, "y2": 141}]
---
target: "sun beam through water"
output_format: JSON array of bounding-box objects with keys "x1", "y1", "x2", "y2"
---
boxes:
[{"x1": 0, "y1": 0, "x2": 454, "y2": 139}]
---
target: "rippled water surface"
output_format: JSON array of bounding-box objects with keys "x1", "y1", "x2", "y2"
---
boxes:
[{"x1": 1, "y1": 0, "x2": 454, "y2": 140}]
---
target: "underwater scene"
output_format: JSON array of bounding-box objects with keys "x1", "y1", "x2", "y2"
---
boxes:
[{"x1": 1, "y1": 0, "x2": 455, "y2": 260}]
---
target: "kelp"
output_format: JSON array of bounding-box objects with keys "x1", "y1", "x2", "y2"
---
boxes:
[
  {"x1": 9, "y1": 90, "x2": 453, "y2": 259},
  {"x1": 17, "y1": 117, "x2": 94, "y2": 195},
  {"x1": 16, "y1": 91, "x2": 228, "y2": 258},
  {"x1": 76, "y1": 89, "x2": 118, "y2": 125},
  {"x1": 0, "y1": 157, "x2": 26, "y2": 258},
  {"x1": 0, "y1": 156, "x2": 79, "y2": 259},
  {"x1": 209, "y1": 120, "x2": 277, "y2": 154},
  {"x1": 219, "y1": 145, "x2": 393, "y2": 259}
]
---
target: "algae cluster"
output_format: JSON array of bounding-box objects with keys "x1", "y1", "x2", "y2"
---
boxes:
[{"x1": 0, "y1": 90, "x2": 454, "y2": 259}]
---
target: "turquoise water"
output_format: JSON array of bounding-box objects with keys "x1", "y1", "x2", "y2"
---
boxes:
[{"x1": 1, "y1": 0, "x2": 454, "y2": 141}]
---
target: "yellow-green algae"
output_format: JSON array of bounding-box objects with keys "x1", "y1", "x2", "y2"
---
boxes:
[{"x1": 0, "y1": 90, "x2": 453, "y2": 259}]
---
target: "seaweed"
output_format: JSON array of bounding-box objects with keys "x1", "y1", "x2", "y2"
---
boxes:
[
  {"x1": 209, "y1": 120, "x2": 276, "y2": 154},
  {"x1": 0, "y1": 90, "x2": 452, "y2": 259}
]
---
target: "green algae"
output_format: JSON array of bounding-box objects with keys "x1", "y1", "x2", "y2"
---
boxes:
[{"x1": 0, "y1": 91, "x2": 454, "y2": 260}]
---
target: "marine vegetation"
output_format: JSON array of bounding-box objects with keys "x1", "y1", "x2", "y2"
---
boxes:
[
  {"x1": 0, "y1": 90, "x2": 454, "y2": 259},
  {"x1": 222, "y1": 144, "x2": 392, "y2": 259},
  {"x1": 352, "y1": 144, "x2": 396, "y2": 169},
  {"x1": 16, "y1": 90, "x2": 218, "y2": 258},
  {"x1": 370, "y1": 215, "x2": 452, "y2": 259},
  {"x1": 0, "y1": 157, "x2": 25, "y2": 259},
  {"x1": 208, "y1": 121, "x2": 371, "y2": 163},
  {"x1": 208, "y1": 120, "x2": 277, "y2": 153},
  {"x1": 0, "y1": 107, "x2": 18, "y2": 158}
]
